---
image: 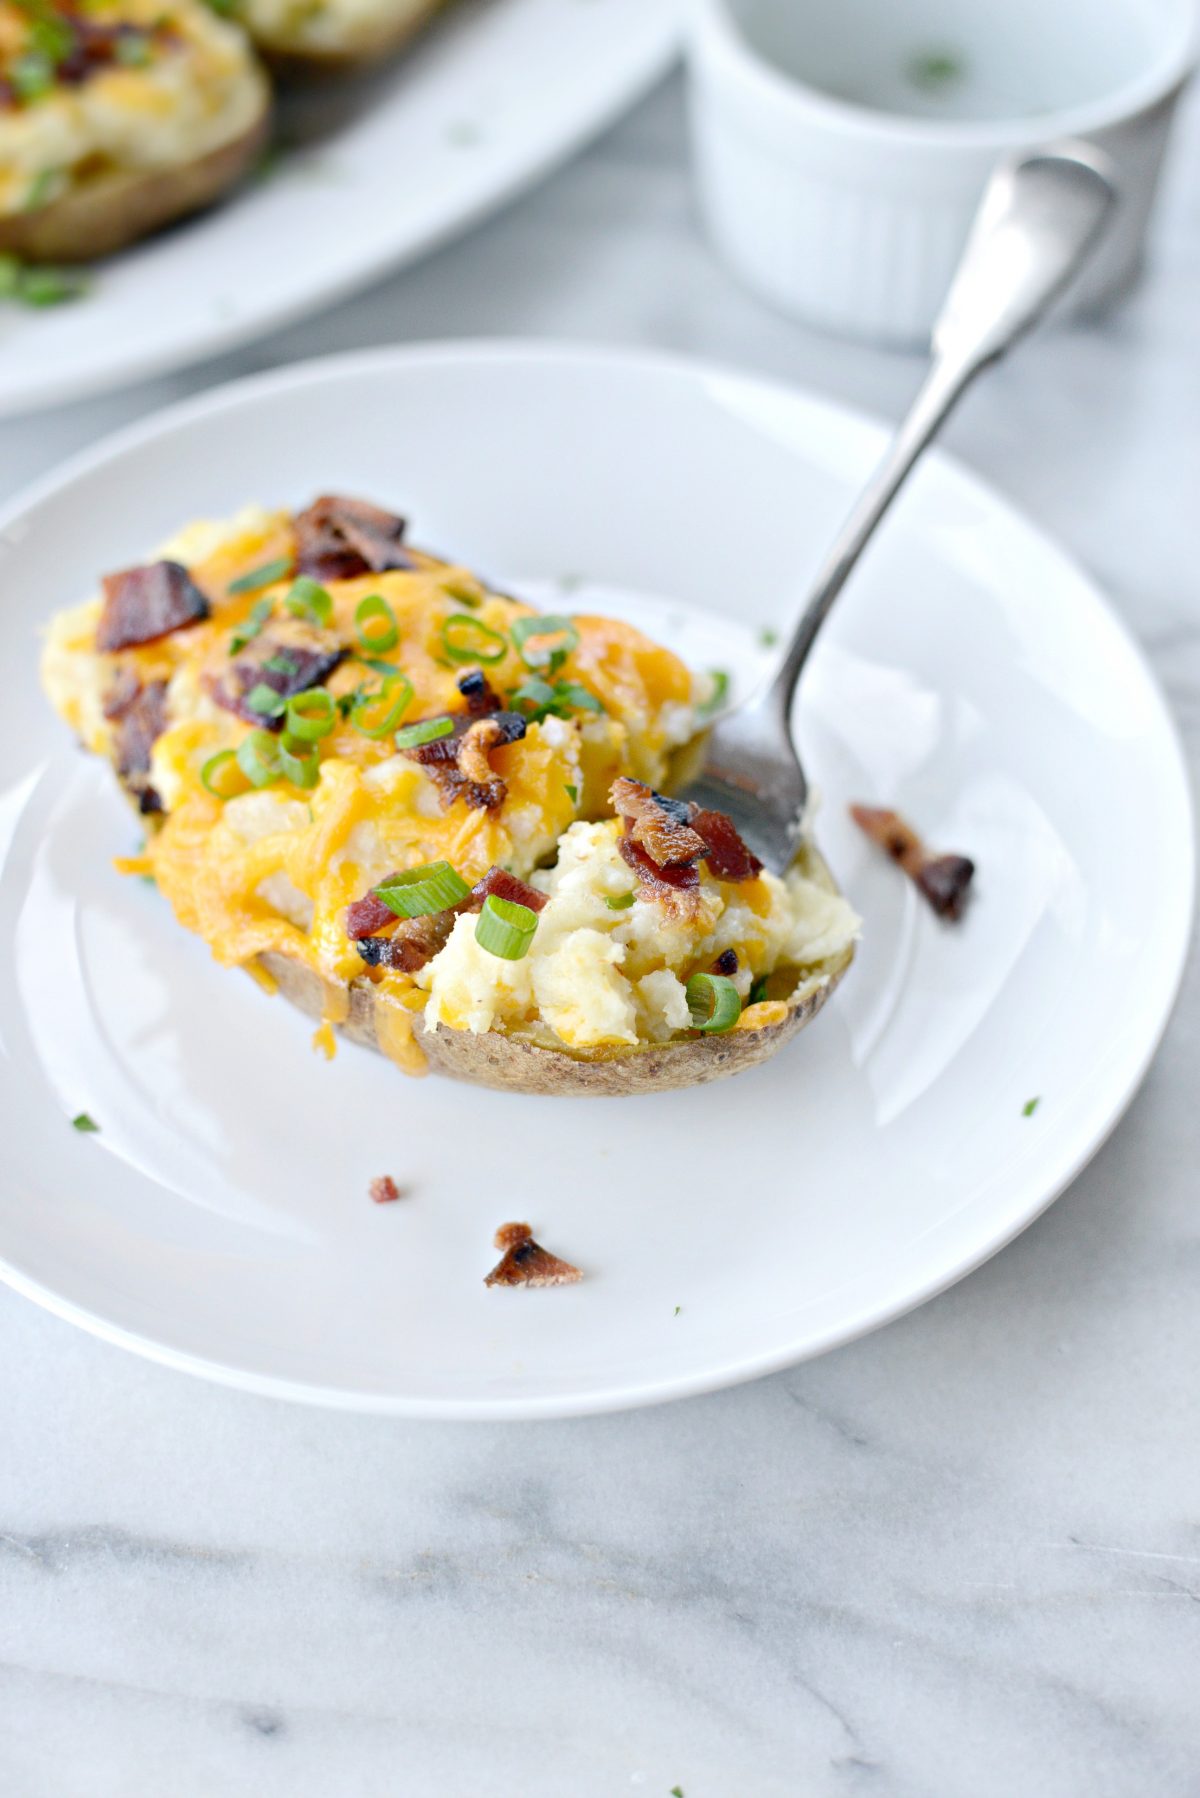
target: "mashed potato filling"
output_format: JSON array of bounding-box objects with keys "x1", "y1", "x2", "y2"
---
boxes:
[
  {"x1": 417, "y1": 820, "x2": 860, "y2": 1051},
  {"x1": 235, "y1": 0, "x2": 437, "y2": 59}
]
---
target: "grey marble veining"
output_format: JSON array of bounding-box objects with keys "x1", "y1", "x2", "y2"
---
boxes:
[{"x1": 1, "y1": 72, "x2": 1198, "y2": 1798}]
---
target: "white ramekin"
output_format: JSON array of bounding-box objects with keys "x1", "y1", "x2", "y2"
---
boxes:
[{"x1": 687, "y1": 0, "x2": 1198, "y2": 347}]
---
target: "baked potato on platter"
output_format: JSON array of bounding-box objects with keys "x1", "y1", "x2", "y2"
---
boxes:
[
  {"x1": 0, "y1": 0, "x2": 270, "y2": 262},
  {"x1": 43, "y1": 496, "x2": 858, "y2": 1095}
]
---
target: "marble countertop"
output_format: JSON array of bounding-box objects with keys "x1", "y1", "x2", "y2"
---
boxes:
[{"x1": 2, "y1": 71, "x2": 1198, "y2": 1798}]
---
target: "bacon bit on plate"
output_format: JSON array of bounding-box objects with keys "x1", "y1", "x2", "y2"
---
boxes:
[
  {"x1": 349, "y1": 864, "x2": 546, "y2": 970},
  {"x1": 103, "y1": 672, "x2": 168, "y2": 814},
  {"x1": 293, "y1": 495, "x2": 416, "y2": 582},
  {"x1": 369, "y1": 1175, "x2": 401, "y2": 1205},
  {"x1": 850, "y1": 804, "x2": 975, "y2": 921},
  {"x1": 485, "y1": 1223, "x2": 583, "y2": 1289},
  {"x1": 96, "y1": 560, "x2": 210, "y2": 653}
]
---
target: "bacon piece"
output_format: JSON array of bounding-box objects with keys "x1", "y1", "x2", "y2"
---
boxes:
[
  {"x1": 103, "y1": 672, "x2": 168, "y2": 815},
  {"x1": 293, "y1": 495, "x2": 415, "y2": 582},
  {"x1": 213, "y1": 630, "x2": 346, "y2": 731},
  {"x1": 617, "y1": 835, "x2": 701, "y2": 913},
  {"x1": 712, "y1": 948, "x2": 739, "y2": 977},
  {"x1": 96, "y1": 560, "x2": 210, "y2": 653},
  {"x1": 456, "y1": 668, "x2": 503, "y2": 717},
  {"x1": 463, "y1": 867, "x2": 547, "y2": 914},
  {"x1": 850, "y1": 804, "x2": 974, "y2": 921},
  {"x1": 369, "y1": 1175, "x2": 401, "y2": 1205},
  {"x1": 402, "y1": 709, "x2": 526, "y2": 811},
  {"x1": 610, "y1": 777, "x2": 706, "y2": 868},
  {"x1": 485, "y1": 1223, "x2": 582, "y2": 1289},
  {"x1": 691, "y1": 809, "x2": 763, "y2": 882},
  {"x1": 348, "y1": 863, "x2": 545, "y2": 969}
]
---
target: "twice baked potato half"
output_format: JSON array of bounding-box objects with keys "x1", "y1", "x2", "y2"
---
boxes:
[
  {"x1": 227, "y1": 0, "x2": 444, "y2": 68},
  {"x1": 42, "y1": 497, "x2": 857, "y2": 1095},
  {"x1": 0, "y1": 0, "x2": 269, "y2": 262}
]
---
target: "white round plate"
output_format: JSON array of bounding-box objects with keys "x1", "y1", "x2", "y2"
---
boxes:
[
  {"x1": 0, "y1": 344, "x2": 1191, "y2": 1417},
  {"x1": 0, "y1": 0, "x2": 681, "y2": 418}
]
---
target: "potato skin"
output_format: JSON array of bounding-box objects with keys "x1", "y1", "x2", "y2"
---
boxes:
[
  {"x1": 260, "y1": 945, "x2": 852, "y2": 1094},
  {"x1": 255, "y1": 845, "x2": 855, "y2": 1097},
  {"x1": 0, "y1": 106, "x2": 271, "y2": 264},
  {"x1": 259, "y1": 0, "x2": 443, "y2": 71}
]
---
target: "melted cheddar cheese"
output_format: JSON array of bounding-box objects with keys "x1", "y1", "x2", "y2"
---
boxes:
[{"x1": 42, "y1": 504, "x2": 707, "y2": 1068}]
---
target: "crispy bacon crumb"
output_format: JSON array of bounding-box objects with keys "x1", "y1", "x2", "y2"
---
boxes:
[
  {"x1": 293, "y1": 495, "x2": 415, "y2": 582},
  {"x1": 96, "y1": 560, "x2": 210, "y2": 653},
  {"x1": 850, "y1": 804, "x2": 974, "y2": 921},
  {"x1": 712, "y1": 948, "x2": 739, "y2": 977},
  {"x1": 485, "y1": 1223, "x2": 583, "y2": 1289},
  {"x1": 369, "y1": 1176, "x2": 401, "y2": 1205}
]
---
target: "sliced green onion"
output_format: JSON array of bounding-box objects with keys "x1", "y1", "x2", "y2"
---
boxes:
[
  {"x1": 605, "y1": 891, "x2": 636, "y2": 911},
  {"x1": 685, "y1": 972, "x2": 742, "y2": 1034},
  {"x1": 11, "y1": 51, "x2": 54, "y2": 101},
  {"x1": 441, "y1": 613, "x2": 507, "y2": 665},
  {"x1": 552, "y1": 680, "x2": 602, "y2": 714},
  {"x1": 236, "y1": 729, "x2": 282, "y2": 789},
  {"x1": 511, "y1": 675, "x2": 556, "y2": 714},
  {"x1": 200, "y1": 749, "x2": 245, "y2": 799},
  {"x1": 748, "y1": 975, "x2": 769, "y2": 1006},
  {"x1": 374, "y1": 861, "x2": 471, "y2": 919},
  {"x1": 285, "y1": 687, "x2": 336, "y2": 741},
  {"x1": 511, "y1": 613, "x2": 578, "y2": 671},
  {"x1": 354, "y1": 594, "x2": 399, "y2": 654},
  {"x1": 245, "y1": 682, "x2": 287, "y2": 720},
  {"x1": 441, "y1": 578, "x2": 481, "y2": 609},
  {"x1": 395, "y1": 715, "x2": 454, "y2": 750},
  {"x1": 564, "y1": 783, "x2": 578, "y2": 804},
  {"x1": 475, "y1": 893, "x2": 538, "y2": 960},
  {"x1": 228, "y1": 595, "x2": 272, "y2": 654},
  {"x1": 228, "y1": 556, "x2": 291, "y2": 596},
  {"x1": 360, "y1": 656, "x2": 398, "y2": 677},
  {"x1": 286, "y1": 575, "x2": 333, "y2": 628},
  {"x1": 71, "y1": 1112, "x2": 100, "y2": 1133},
  {"x1": 16, "y1": 265, "x2": 86, "y2": 307},
  {"x1": 350, "y1": 671, "x2": 414, "y2": 740},
  {"x1": 698, "y1": 669, "x2": 730, "y2": 719},
  {"x1": 279, "y1": 733, "x2": 320, "y2": 790}
]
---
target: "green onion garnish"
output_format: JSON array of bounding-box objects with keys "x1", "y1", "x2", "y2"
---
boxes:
[
  {"x1": 395, "y1": 715, "x2": 454, "y2": 750},
  {"x1": 360, "y1": 656, "x2": 398, "y2": 677},
  {"x1": 350, "y1": 671, "x2": 414, "y2": 740},
  {"x1": 71, "y1": 1112, "x2": 100, "y2": 1133},
  {"x1": 286, "y1": 575, "x2": 332, "y2": 628},
  {"x1": 114, "y1": 31, "x2": 152, "y2": 64},
  {"x1": 564, "y1": 783, "x2": 578, "y2": 804},
  {"x1": 552, "y1": 680, "x2": 602, "y2": 714},
  {"x1": 228, "y1": 556, "x2": 291, "y2": 596},
  {"x1": 441, "y1": 614, "x2": 507, "y2": 665},
  {"x1": 285, "y1": 687, "x2": 336, "y2": 741},
  {"x1": 245, "y1": 683, "x2": 286, "y2": 720},
  {"x1": 236, "y1": 729, "x2": 283, "y2": 789},
  {"x1": 510, "y1": 675, "x2": 603, "y2": 722},
  {"x1": 228, "y1": 595, "x2": 272, "y2": 654},
  {"x1": 441, "y1": 578, "x2": 481, "y2": 609},
  {"x1": 475, "y1": 893, "x2": 539, "y2": 960},
  {"x1": 279, "y1": 733, "x2": 320, "y2": 790},
  {"x1": 354, "y1": 594, "x2": 399, "y2": 654},
  {"x1": 374, "y1": 861, "x2": 471, "y2": 919},
  {"x1": 698, "y1": 670, "x2": 730, "y2": 718},
  {"x1": 200, "y1": 749, "x2": 244, "y2": 799},
  {"x1": 11, "y1": 51, "x2": 54, "y2": 101},
  {"x1": 748, "y1": 975, "x2": 769, "y2": 1006},
  {"x1": 511, "y1": 613, "x2": 578, "y2": 671},
  {"x1": 15, "y1": 265, "x2": 87, "y2": 307},
  {"x1": 605, "y1": 891, "x2": 635, "y2": 910},
  {"x1": 685, "y1": 972, "x2": 741, "y2": 1034},
  {"x1": 1023, "y1": 1096, "x2": 1041, "y2": 1117}
]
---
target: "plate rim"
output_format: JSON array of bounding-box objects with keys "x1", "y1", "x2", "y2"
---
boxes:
[
  {"x1": 0, "y1": 6, "x2": 683, "y2": 419},
  {"x1": 1, "y1": 338, "x2": 1193, "y2": 1419}
]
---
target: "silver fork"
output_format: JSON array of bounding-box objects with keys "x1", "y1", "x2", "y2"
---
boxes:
[{"x1": 674, "y1": 144, "x2": 1117, "y2": 873}]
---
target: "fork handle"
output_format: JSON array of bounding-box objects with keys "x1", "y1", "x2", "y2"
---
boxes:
[{"x1": 764, "y1": 144, "x2": 1116, "y2": 724}]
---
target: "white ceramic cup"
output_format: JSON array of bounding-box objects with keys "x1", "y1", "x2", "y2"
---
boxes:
[{"x1": 687, "y1": 0, "x2": 1198, "y2": 346}]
